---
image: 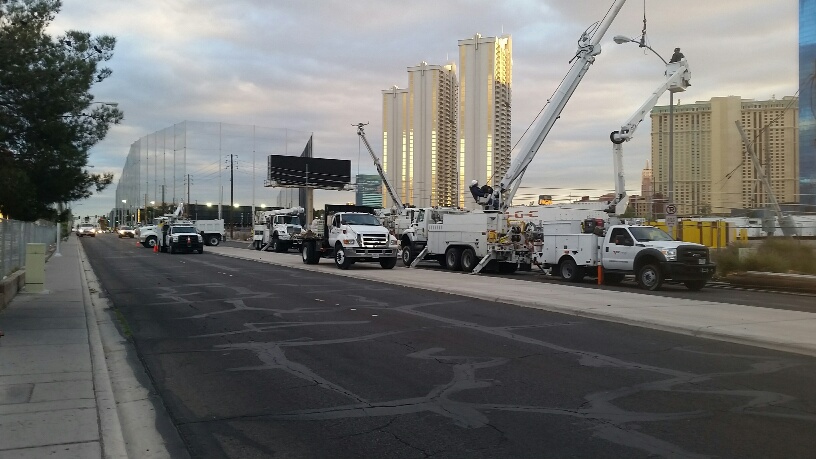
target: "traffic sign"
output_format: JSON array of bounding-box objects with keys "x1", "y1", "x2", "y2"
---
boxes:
[
  {"x1": 665, "y1": 204, "x2": 677, "y2": 215},
  {"x1": 666, "y1": 215, "x2": 678, "y2": 227}
]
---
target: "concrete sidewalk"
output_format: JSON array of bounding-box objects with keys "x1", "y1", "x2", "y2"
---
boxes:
[
  {"x1": 0, "y1": 237, "x2": 185, "y2": 459},
  {"x1": 209, "y1": 245, "x2": 816, "y2": 358}
]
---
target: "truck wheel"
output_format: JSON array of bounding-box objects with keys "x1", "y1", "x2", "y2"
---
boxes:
[
  {"x1": 401, "y1": 245, "x2": 416, "y2": 266},
  {"x1": 334, "y1": 245, "x2": 353, "y2": 269},
  {"x1": 684, "y1": 280, "x2": 707, "y2": 291},
  {"x1": 637, "y1": 264, "x2": 663, "y2": 291},
  {"x1": 380, "y1": 257, "x2": 397, "y2": 269},
  {"x1": 146, "y1": 237, "x2": 157, "y2": 248},
  {"x1": 603, "y1": 273, "x2": 626, "y2": 285},
  {"x1": 559, "y1": 258, "x2": 583, "y2": 282},
  {"x1": 207, "y1": 235, "x2": 220, "y2": 247},
  {"x1": 301, "y1": 242, "x2": 318, "y2": 265},
  {"x1": 444, "y1": 247, "x2": 462, "y2": 271},
  {"x1": 272, "y1": 237, "x2": 286, "y2": 253},
  {"x1": 460, "y1": 248, "x2": 477, "y2": 272},
  {"x1": 169, "y1": 244, "x2": 176, "y2": 254}
]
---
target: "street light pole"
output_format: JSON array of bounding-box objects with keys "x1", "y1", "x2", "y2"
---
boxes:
[{"x1": 613, "y1": 35, "x2": 678, "y2": 216}]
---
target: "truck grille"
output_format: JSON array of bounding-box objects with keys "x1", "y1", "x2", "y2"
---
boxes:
[
  {"x1": 360, "y1": 233, "x2": 388, "y2": 247},
  {"x1": 287, "y1": 225, "x2": 301, "y2": 234},
  {"x1": 678, "y1": 246, "x2": 709, "y2": 264}
]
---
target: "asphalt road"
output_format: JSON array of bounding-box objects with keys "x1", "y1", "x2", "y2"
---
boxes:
[{"x1": 83, "y1": 234, "x2": 816, "y2": 458}]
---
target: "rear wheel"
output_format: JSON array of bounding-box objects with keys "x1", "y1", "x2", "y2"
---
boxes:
[
  {"x1": 684, "y1": 280, "x2": 707, "y2": 291},
  {"x1": 559, "y1": 258, "x2": 584, "y2": 282},
  {"x1": 301, "y1": 242, "x2": 319, "y2": 265},
  {"x1": 380, "y1": 257, "x2": 397, "y2": 269},
  {"x1": 146, "y1": 237, "x2": 157, "y2": 248},
  {"x1": 460, "y1": 248, "x2": 478, "y2": 272},
  {"x1": 637, "y1": 263, "x2": 663, "y2": 291},
  {"x1": 444, "y1": 247, "x2": 462, "y2": 271},
  {"x1": 207, "y1": 235, "x2": 220, "y2": 246}
]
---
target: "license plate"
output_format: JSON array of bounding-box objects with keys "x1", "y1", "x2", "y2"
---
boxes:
[
  {"x1": 701, "y1": 268, "x2": 709, "y2": 273},
  {"x1": 698, "y1": 259, "x2": 706, "y2": 264},
  {"x1": 371, "y1": 253, "x2": 380, "y2": 258}
]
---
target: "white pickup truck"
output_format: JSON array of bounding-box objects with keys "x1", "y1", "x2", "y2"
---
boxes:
[
  {"x1": 300, "y1": 204, "x2": 399, "y2": 269},
  {"x1": 531, "y1": 220, "x2": 715, "y2": 291}
]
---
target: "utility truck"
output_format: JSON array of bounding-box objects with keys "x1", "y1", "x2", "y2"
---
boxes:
[
  {"x1": 252, "y1": 207, "x2": 305, "y2": 252},
  {"x1": 300, "y1": 204, "x2": 399, "y2": 269},
  {"x1": 139, "y1": 203, "x2": 224, "y2": 248},
  {"x1": 411, "y1": 0, "x2": 629, "y2": 274},
  {"x1": 530, "y1": 219, "x2": 714, "y2": 290},
  {"x1": 157, "y1": 221, "x2": 204, "y2": 254}
]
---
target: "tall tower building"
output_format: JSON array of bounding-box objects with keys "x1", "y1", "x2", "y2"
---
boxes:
[
  {"x1": 801, "y1": 0, "x2": 816, "y2": 208},
  {"x1": 650, "y1": 96, "x2": 799, "y2": 216},
  {"x1": 382, "y1": 86, "x2": 409, "y2": 208},
  {"x1": 406, "y1": 61, "x2": 459, "y2": 207},
  {"x1": 457, "y1": 33, "x2": 512, "y2": 209}
]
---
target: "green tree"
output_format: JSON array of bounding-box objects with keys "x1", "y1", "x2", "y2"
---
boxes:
[{"x1": 0, "y1": 0, "x2": 123, "y2": 221}]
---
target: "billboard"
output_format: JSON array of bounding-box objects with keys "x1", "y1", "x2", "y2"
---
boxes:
[{"x1": 266, "y1": 155, "x2": 351, "y2": 189}]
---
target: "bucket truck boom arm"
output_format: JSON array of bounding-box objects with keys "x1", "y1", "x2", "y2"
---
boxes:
[
  {"x1": 492, "y1": 0, "x2": 628, "y2": 211},
  {"x1": 356, "y1": 123, "x2": 404, "y2": 212},
  {"x1": 607, "y1": 57, "x2": 690, "y2": 215}
]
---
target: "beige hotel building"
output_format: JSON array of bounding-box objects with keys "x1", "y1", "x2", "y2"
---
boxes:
[{"x1": 650, "y1": 95, "x2": 799, "y2": 216}]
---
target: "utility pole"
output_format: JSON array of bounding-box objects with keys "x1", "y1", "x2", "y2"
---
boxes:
[
  {"x1": 186, "y1": 174, "x2": 192, "y2": 219},
  {"x1": 229, "y1": 154, "x2": 235, "y2": 239}
]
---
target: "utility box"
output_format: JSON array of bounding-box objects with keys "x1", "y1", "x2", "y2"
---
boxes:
[{"x1": 25, "y1": 243, "x2": 46, "y2": 293}]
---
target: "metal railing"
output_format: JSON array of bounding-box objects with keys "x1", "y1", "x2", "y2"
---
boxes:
[{"x1": 0, "y1": 218, "x2": 57, "y2": 279}]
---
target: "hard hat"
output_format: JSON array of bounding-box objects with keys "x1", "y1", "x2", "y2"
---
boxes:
[{"x1": 471, "y1": 180, "x2": 478, "y2": 186}]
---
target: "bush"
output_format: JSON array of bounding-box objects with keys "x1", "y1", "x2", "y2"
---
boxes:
[{"x1": 713, "y1": 238, "x2": 816, "y2": 276}]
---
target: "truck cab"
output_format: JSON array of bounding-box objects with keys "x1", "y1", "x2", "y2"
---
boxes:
[{"x1": 601, "y1": 225, "x2": 714, "y2": 291}]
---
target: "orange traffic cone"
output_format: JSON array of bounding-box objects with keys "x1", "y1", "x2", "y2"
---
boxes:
[{"x1": 153, "y1": 243, "x2": 159, "y2": 253}]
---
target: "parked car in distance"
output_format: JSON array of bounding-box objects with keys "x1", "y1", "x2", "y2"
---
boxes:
[
  {"x1": 117, "y1": 226, "x2": 136, "y2": 238},
  {"x1": 77, "y1": 223, "x2": 97, "y2": 237}
]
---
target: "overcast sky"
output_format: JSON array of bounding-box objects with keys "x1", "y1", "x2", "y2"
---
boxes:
[{"x1": 49, "y1": 0, "x2": 799, "y2": 220}]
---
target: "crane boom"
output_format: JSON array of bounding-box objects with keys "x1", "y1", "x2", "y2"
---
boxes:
[
  {"x1": 607, "y1": 58, "x2": 690, "y2": 215},
  {"x1": 496, "y1": 0, "x2": 628, "y2": 211},
  {"x1": 356, "y1": 123, "x2": 404, "y2": 212}
]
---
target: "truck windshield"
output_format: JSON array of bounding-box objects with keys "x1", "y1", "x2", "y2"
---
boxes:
[
  {"x1": 341, "y1": 214, "x2": 381, "y2": 226},
  {"x1": 172, "y1": 226, "x2": 197, "y2": 233},
  {"x1": 280, "y1": 216, "x2": 300, "y2": 225},
  {"x1": 629, "y1": 226, "x2": 674, "y2": 242}
]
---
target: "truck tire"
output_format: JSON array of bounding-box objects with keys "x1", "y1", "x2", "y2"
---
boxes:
[
  {"x1": 444, "y1": 247, "x2": 462, "y2": 271},
  {"x1": 559, "y1": 258, "x2": 583, "y2": 282},
  {"x1": 272, "y1": 236, "x2": 286, "y2": 253},
  {"x1": 169, "y1": 244, "x2": 175, "y2": 254},
  {"x1": 460, "y1": 248, "x2": 477, "y2": 272},
  {"x1": 401, "y1": 244, "x2": 416, "y2": 266},
  {"x1": 684, "y1": 280, "x2": 707, "y2": 291},
  {"x1": 207, "y1": 235, "x2": 220, "y2": 246},
  {"x1": 334, "y1": 245, "x2": 353, "y2": 269},
  {"x1": 380, "y1": 257, "x2": 397, "y2": 269},
  {"x1": 301, "y1": 241, "x2": 319, "y2": 265},
  {"x1": 637, "y1": 263, "x2": 663, "y2": 291},
  {"x1": 145, "y1": 237, "x2": 157, "y2": 248}
]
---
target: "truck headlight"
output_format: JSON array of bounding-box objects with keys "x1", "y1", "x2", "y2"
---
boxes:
[
  {"x1": 388, "y1": 236, "x2": 398, "y2": 247},
  {"x1": 659, "y1": 248, "x2": 677, "y2": 261},
  {"x1": 342, "y1": 239, "x2": 356, "y2": 245},
  {"x1": 197, "y1": 235, "x2": 203, "y2": 242},
  {"x1": 171, "y1": 236, "x2": 179, "y2": 242}
]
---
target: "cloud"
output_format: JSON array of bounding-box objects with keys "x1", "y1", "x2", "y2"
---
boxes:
[{"x1": 48, "y1": 0, "x2": 799, "y2": 218}]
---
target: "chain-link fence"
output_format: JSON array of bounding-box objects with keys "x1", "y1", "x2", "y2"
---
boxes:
[{"x1": 0, "y1": 218, "x2": 57, "y2": 279}]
